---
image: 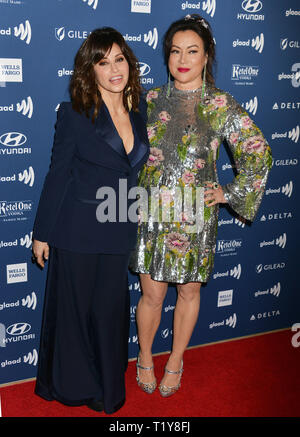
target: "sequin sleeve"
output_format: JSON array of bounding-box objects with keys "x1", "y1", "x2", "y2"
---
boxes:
[{"x1": 220, "y1": 96, "x2": 272, "y2": 221}]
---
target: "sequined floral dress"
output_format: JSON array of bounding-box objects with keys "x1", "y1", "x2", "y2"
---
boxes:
[{"x1": 129, "y1": 84, "x2": 272, "y2": 283}]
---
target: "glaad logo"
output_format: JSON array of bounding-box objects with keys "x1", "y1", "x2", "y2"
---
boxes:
[
  {"x1": 18, "y1": 166, "x2": 35, "y2": 187},
  {"x1": 265, "y1": 181, "x2": 293, "y2": 198},
  {"x1": 123, "y1": 28, "x2": 158, "y2": 50},
  {"x1": 144, "y1": 28, "x2": 158, "y2": 49},
  {"x1": 213, "y1": 264, "x2": 242, "y2": 280},
  {"x1": 22, "y1": 292, "x2": 37, "y2": 310},
  {"x1": 20, "y1": 232, "x2": 33, "y2": 248},
  {"x1": 0, "y1": 167, "x2": 34, "y2": 186},
  {"x1": 0, "y1": 292, "x2": 37, "y2": 311},
  {"x1": 23, "y1": 349, "x2": 38, "y2": 366},
  {"x1": 233, "y1": 33, "x2": 264, "y2": 53},
  {"x1": 58, "y1": 68, "x2": 73, "y2": 78},
  {"x1": 259, "y1": 232, "x2": 287, "y2": 249},
  {"x1": 254, "y1": 282, "x2": 281, "y2": 298},
  {"x1": 181, "y1": 1, "x2": 216, "y2": 17},
  {"x1": 282, "y1": 181, "x2": 293, "y2": 197},
  {"x1": 231, "y1": 264, "x2": 242, "y2": 279},
  {"x1": 252, "y1": 33, "x2": 264, "y2": 53},
  {"x1": 218, "y1": 217, "x2": 245, "y2": 227},
  {"x1": 241, "y1": 96, "x2": 258, "y2": 115},
  {"x1": 226, "y1": 313, "x2": 237, "y2": 328},
  {"x1": 0, "y1": 98, "x2": 33, "y2": 118},
  {"x1": 128, "y1": 281, "x2": 141, "y2": 292},
  {"x1": 278, "y1": 63, "x2": 300, "y2": 88},
  {"x1": 285, "y1": 9, "x2": 300, "y2": 17},
  {"x1": 276, "y1": 233, "x2": 287, "y2": 249},
  {"x1": 202, "y1": 0, "x2": 216, "y2": 17},
  {"x1": 271, "y1": 126, "x2": 299, "y2": 143},
  {"x1": 82, "y1": 0, "x2": 98, "y2": 10},
  {"x1": 280, "y1": 38, "x2": 300, "y2": 50},
  {"x1": 128, "y1": 335, "x2": 138, "y2": 343},
  {"x1": 16, "y1": 97, "x2": 33, "y2": 118},
  {"x1": 0, "y1": 20, "x2": 31, "y2": 45},
  {"x1": 14, "y1": 20, "x2": 31, "y2": 44},
  {"x1": 209, "y1": 313, "x2": 237, "y2": 329}
]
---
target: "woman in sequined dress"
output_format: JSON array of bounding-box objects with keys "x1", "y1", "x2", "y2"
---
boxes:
[{"x1": 130, "y1": 15, "x2": 272, "y2": 397}]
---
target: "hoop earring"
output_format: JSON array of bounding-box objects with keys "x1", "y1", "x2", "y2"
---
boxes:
[
  {"x1": 201, "y1": 63, "x2": 207, "y2": 100},
  {"x1": 166, "y1": 71, "x2": 171, "y2": 98}
]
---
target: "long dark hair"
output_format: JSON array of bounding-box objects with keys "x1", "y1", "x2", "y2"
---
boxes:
[
  {"x1": 163, "y1": 14, "x2": 216, "y2": 85},
  {"x1": 70, "y1": 27, "x2": 142, "y2": 121}
]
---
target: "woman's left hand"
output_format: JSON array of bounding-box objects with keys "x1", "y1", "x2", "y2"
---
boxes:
[{"x1": 204, "y1": 183, "x2": 227, "y2": 207}]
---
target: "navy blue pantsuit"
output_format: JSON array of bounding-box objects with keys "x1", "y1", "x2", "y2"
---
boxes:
[
  {"x1": 35, "y1": 249, "x2": 130, "y2": 414},
  {"x1": 33, "y1": 100, "x2": 149, "y2": 414}
]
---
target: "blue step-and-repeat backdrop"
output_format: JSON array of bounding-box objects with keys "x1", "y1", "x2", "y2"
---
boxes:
[{"x1": 0, "y1": 0, "x2": 299, "y2": 385}]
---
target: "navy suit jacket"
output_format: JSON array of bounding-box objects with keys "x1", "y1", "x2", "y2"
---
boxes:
[{"x1": 33, "y1": 100, "x2": 149, "y2": 254}]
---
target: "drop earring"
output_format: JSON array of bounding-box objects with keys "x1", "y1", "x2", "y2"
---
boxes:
[
  {"x1": 201, "y1": 63, "x2": 207, "y2": 100},
  {"x1": 126, "y1": 86, "x2": 132, "y2": 111},
  {"x1": 166, "y1": 71, "x2": 171, "y2": 98}
]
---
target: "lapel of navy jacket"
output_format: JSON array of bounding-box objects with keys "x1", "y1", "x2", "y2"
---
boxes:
[{"x1": 33, "y1": 100, "x2": 149, "y2": 254}]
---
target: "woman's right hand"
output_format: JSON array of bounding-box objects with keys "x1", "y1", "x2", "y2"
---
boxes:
[{"x1": 32, "y1": 240, "x2": 49, "y2": 268}]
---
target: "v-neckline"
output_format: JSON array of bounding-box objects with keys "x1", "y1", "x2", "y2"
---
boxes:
[{"x1": 105, "y1": 105, "x2": 135, "y2": 156}]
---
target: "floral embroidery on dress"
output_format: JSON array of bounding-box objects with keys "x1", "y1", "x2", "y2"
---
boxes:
[{"x1": 130, "y1": 84, "x2": 271, "y2": 283}]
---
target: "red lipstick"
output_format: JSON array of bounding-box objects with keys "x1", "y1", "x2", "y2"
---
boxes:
[{"x1": 178, "y1": 68, "x2": 190, "y2": 73}]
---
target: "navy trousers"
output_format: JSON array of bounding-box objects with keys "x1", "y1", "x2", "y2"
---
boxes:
[{"x1": 35, "y1": 247, "x2": 130, "y2": 414}]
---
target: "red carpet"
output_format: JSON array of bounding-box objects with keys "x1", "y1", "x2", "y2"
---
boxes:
[{"x1": 1, "y1": 329, "x2": 299, "y2": 418}]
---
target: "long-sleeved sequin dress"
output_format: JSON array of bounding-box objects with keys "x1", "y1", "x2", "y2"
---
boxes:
[{"x1": 129, "y1": 84, "x2": 272, "y2": 283}]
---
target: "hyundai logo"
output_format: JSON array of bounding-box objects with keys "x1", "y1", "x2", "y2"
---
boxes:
[
  {"x1": 0, "y1": 132, "x2": 27, "y2": 147},
  {"x1": 6, "y1": 322, "x2": 31, "y2": 335},
  {"x1": 138, "y1": 62, "x2": 151, "y2": 77},
  {"x1": 242, "y1": 0, "x2": 262, "y2": 13}
]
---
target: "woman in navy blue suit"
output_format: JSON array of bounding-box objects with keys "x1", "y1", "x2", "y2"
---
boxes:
[{"x1": 32, "y1": 27, "x2": 149, "y2": 414}]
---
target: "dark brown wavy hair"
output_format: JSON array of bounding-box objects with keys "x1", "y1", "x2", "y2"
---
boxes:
[
  {"x1": 70, "y1": 27, "x2": 142, "y2": 121},
  {"x1": 163, "y1": 14, "x2": 216, "y2": 85}
]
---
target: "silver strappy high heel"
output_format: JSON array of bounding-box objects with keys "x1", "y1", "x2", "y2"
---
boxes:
[
  {"x1": 159, "y1": 360, "x2": 184, "y2": 397},
  {"x1": 136, "y1": 354, "x2": 157, "y2": 394}
]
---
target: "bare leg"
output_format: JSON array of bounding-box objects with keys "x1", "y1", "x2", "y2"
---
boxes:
[
  {"x1": 160, "y1": 282, "x2": 201, "y2": 388},
  {"x1": 136, "y1": 273, "x2": 168, "y2": 383}
]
